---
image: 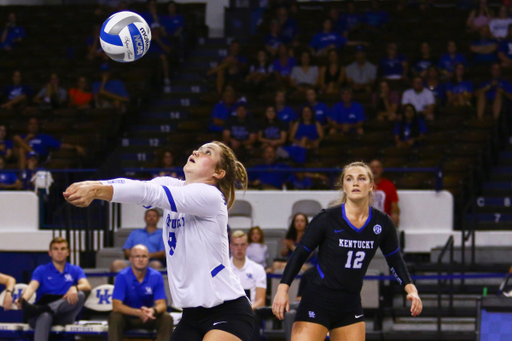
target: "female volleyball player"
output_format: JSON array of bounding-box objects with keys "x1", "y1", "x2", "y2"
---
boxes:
[
  {"x1": 63, "y1": 141, "x2": 254, "y2": 341},
  {"x1": 272, "y1": 161, "x2": 422, "y2": 341}
]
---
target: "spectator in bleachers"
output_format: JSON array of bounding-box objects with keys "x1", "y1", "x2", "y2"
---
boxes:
[
  {"x1": 401, "y1": 76, "x2": 436, "y2": 120},
  {"x1": 0, "y1": 13, "x2": 25, "y2": 50},
  {"x1": 329, "y1": 88, "x2": 365, "y2": 135},
  {"x1": 498, "y1": 24, "x2": 512, "y2": 67},
  {"x1": 466, "y1": 0, "x2": 494, "y2": 32},
  {"x1": 141, "y1": 0, "x2": 165, "y2": 30},
  {"x1": 249, "y1": 146, "x2": 290, "y2": 189},
  {"x1": 223, "y1": 103, "x2": 257, "y2": 151},
  {"x1": 246, "y1": 226, "x2": 270, "y2": 269},
  {"x1": 0, "y1": 272, "x2": 15, "y2": 310},
  {"x1": 339, "y1": 1, "x2": 363, "y2": 35},
  {"x1": 68, "y1": 76, "x2": 93, "y2": 109},
  {"x1": 438, "y1": 41, "x2": 468, "y2": 78},
  {"x1": 21, "y1": 151, "x2": 39, "y2": 191},
  {"x1": 489, "y1": 5, "x2": 512, "y2": 39},
  {"x1": 163, "y1": 1, "x2": 184, "y2": 41},
  {"x1": 276, "y1": 6, "x2": 298, "y2": 44},
  {"x1": 146, "y1": 24, "x2": 173, "y2": 93},
  {"x1": 0, "y1": 155, "x2": 21, "y2": 190},
  {"x1": 275, "y1": 89, "x2": 297, "y2": 124},
  {"x1": 470, "y1": 25, "x2": 498, "y2": 65},
  {"x1": 258, "y1": 106, "x2": 287, "y2": 149},
  {"x1": 424, "y1": 66, "x2": 446, "y2": 105},
  {"x1": 153, "y1": 150, "x2": 180, "y2": 179},
  {"x1": 109, "y1": 244, "x2": 173, "y2": 341},
  {"x1": 327, "y1": 7, "x2": 343, "y2": 34},
  {"x1": 92, "y1": 64, "x2": 130, "y2": 111},
  {"x1": 309, "y1": 18, "x2": 347, "y2": 57},
  {"x1": 207, "y1": 40, "x2": 248, "y2": 94},
  {"x1": 305, "y1": 88, "x2": 330, "y2": 129},
  {"x1": 379, "y1": 43, "x2": 408, "y2": 81},
  {"x1": 412, "y1": 42, "x2": 437, "y2": 79},
  {"x1": 280, "y1": 212, "x2": 308, "y2": 259},
  {"x1": 209, "y1": 86, "x2": 238, "y2": 132},
  {"x1": 318, "y1": 49, "x2": 346, "y2": 95},
  {"x1": 86, "y1": 25, "x2": 108, "y2": 61},
  {"x1": 265, "y1": 20, "x2": 284, "y2": 57},
  {"x1": 290, "y1": 51, "x2": 319, "y2": 92},
  {"x1": 112, "y1": 209, "x2": 165, "y2": 272},
  {"x1": 446, "y1": 63, "x2": 473, "y2": 107},
  {"x1": 394, "y1": 104, "x2": 426, "y2": 147},
  {"x1": 246, "y1": 50, "x2": 274, "y2": 90},
  {"x1": 16, "y1": 237, "x2": 91, "y2": 341},
  {"x1": 346, "y1": 45, "x2": 377, "y2": 93},
  {"x1": 289, "y1": 105, "x2": 323, "y2": 149},
  {"x1": 370, "y1": 159, "x2": 400, "y2": 227},
  {"x1": 1, "y1": 70, "x2": 32, "y2": 110},
  {"x1": 0, "y1": 124, "x2": 13, "y2": 161},
  {"x1": 373, "y1": 80, "x2": 400, "y2": 121},
  {"x1": 273, "y1": 44, "x2": 296, "y2": 87},
  {"x1": 33, "y1": 74, "x2": 67, "y2": 109},
  {"x1": 365, "y1": 0, "x2": 389, "y2": 30},
  {"x1": 476, "y1": 62, "x2": 512, "y2": 119},
  {"x1": 286, "y1": 172, "x2": 328, "y2": 190}
]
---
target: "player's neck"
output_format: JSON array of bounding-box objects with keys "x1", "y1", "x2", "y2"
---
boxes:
[
  {"x1": 184, "y1": 175, "x2": 216, "y2": 187},
  {"x1": 345, "y1": 200, "x2": 370, "y2": 219},
  {"x1": 146, "y1": 225, "x2": 157, "y2": 233},
  {"x1": 233, "y1": 256, "x2": 246, "y2": 269},
  {"x1": 132, "y1": 266, "x2": 147, "y2": 282}
]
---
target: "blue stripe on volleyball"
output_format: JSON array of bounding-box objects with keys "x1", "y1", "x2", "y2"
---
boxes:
[
  {"x1": 100, "y1": 16, "x2": 123, "y2": 46},
  {"x1": 128, "y1": 23, "x2": 144, "y2": 59}
]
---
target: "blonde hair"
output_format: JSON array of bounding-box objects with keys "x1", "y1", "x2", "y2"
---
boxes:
[
  {"x1": 212, "y1": 141, "x2": 248, "y2": 209},
  {"x1": 231, "y1": 230, "x2": 247, "y2": 239},
  {"x1": 248, "y1": 226, "x2": 265, "y2": 244},
  {"x1": 49, "y1": 236, "x2": 68, "y2": 250},
  {"x1": 330, "y1": 161, "x2": 374, "y2": 207}
]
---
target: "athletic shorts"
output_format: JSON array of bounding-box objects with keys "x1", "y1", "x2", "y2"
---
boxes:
[
  {"x1": 170, "y1": 296, "x2": 254, "y2": 341},
  {"x1": 295, "y1": 282, "x2": 365, "y2": 330}
]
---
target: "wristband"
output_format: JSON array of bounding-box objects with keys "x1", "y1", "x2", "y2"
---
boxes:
[
  {"x1": 74, "y1": 285, "x2": 79, "y2": 291},
  {"x1": 5, "y1": 289, "x2": 12, "y2": 294}
]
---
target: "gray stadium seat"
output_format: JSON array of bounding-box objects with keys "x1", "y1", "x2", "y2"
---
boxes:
[
  {"x1": 114, "y1": 228, "x2": 137, "y2": 248},
  {"x1": 95, "y1": 248, "x2": 124, "y2": 269},
  {"x1": 228, "y1": 200, "x2": 253, "y2": 228},
  {"x1": 290, "y1": 199, "x2": 323, "y2": 222}
]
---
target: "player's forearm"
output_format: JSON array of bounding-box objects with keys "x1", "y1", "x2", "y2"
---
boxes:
[
  {"x1": 405, "y1": 283, "x2": 418, "y2": 295},
  {"x1": 251, "y1": 297, "x2": 265, "y2": 310}
]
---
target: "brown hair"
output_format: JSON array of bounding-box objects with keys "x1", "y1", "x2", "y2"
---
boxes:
[
  {"x1": 248, "y1": 226, "x2": 265, "y2": 244},
  {"x1": 330, "y1": 161, "x2": 374, "y2": 207},
  {"x1": 49, "y1": 237, "x2": 68, "y2": 250},
  {"x1": 212, "y1": 141, "x2": 248, "y2": 209},
  {"x1": 144, "y1": 208, "x2": 160, "y2": 217}
]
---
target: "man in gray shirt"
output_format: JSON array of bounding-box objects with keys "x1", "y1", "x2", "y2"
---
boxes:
[{"x1": 346, "y1": 46, "x2": 377, "y2": 93}]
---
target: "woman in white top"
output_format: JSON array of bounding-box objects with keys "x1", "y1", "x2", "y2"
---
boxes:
[
  {"x1": 64, "y1": 141, "x2": 255, "y2": 341},
  {"x1": 290, "y1": 51, "x2": 319, "y2": 92},
  {"x1": 246, "y1": 226, "x2": 269, "y2": 269}
]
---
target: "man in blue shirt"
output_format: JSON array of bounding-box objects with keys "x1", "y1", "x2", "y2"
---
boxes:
[
  {"x1": 275, "y1": 89, "x2": 297, "y2": 125},
  {"x1": 109, "y1": 244, "x2": 172, "y2": 341},
  {"x1": 305, "y1": 88, "x2": 330, "y2": 129},
  {"x1": 112, "y1": 209, "x2": 166, "y2": 272},
  {"x1": 330, "y1": 88, "x2": 365, "y2": 135},
  {"x1": 92, "y1": 64, "x2": 130, "y2": 111},
  {"x1": 17, "y1": 237, "x2": 91, "y2": 341},
  {"x1": 0, "y1": 155, "x2": 21, "y2": 190},
  {"x1": 222, "y1": 103, "x2": 258, "y2": 151},
  {"x1": 1, "y1": 70, "x2": 32, "y2": 110},
  {"x1": 249, "y1": 146, "x2": 291, "y2": 189},
  {"x1": 309, "y1": 18, "x2": 347, "y2": 56},
  {"x1": 438, "y1": 41, "x2": 468, "y2": 76},
  {"x1": 379, "y1": 43, "x2": 408, "y2": 80},
  {"x1": 209, "y1": 87, "x2": 238, "y2": 132},
  {"x1": 470, "y1": 25, "x2": 498, "y2": 65},
  {"x1": 476, "y1": 63, "x2": 512, "y2": 119},
  {"x1": 0, "y1": 13, "x2": 25, "y2": 50}
]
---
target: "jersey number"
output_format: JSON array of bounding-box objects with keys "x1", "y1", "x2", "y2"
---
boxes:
[
  {"x1": 345, "y1": 251, "x2": 366, "y2": 269},
  {"x1": 168, "y1": 232, "x2": 177, "y2": 256}
]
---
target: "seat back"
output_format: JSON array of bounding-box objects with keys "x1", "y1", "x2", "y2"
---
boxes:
[
  {"x1": 84, "y1": 284, "x2": 115, "y2": 312},
  {"x1": 228, "y1": 200, "x2": 253, "y2": 228},
  {"x1": 0, "y1": 284, "x2": 35, "y2": 310},
  {"x1": 290, "y1": 200, "x2": 322, "y2": 222}
]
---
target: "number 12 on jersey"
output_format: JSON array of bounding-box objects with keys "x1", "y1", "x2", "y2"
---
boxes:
[{"x1": 345, "y1": 251, "x2": 366, "y2": 269}]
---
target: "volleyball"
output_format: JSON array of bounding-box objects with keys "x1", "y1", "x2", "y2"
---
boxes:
[{"x1": 100, "y1": 11, "x2": 151, "y2": 63}]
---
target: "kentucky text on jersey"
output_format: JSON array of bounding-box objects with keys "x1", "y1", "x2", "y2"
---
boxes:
[{"x1": 338, "y1": 239, "x2": 375, "y2": 249}]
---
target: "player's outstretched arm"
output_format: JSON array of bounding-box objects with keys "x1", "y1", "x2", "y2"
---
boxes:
[
  {"x1": 63, "y1": 181, "x2": 113, "y2": 207},
  {"x1": 405, "y1": 283, "x2": 422, "y2": 317},
  {"x1": 272, "y1": 283, "x2": 290, "y2": 320}
]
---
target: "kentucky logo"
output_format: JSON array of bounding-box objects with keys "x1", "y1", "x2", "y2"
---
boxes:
[
  {"x1": 373, "y1": 224, "x2": 382, "y2": 235},
  {"x1": 96, "y1": 289, "x2": 112, "y2": 304},
  {"x1": 145, "y1": 287, "x2": 153, "y2": 295},
  {"x1": 12, "y1": 288, "x2": 23, "y2": 301},
  {"x1": 246, "y1": 273, "x2": 253, "y2": 280},
  {"x1": 64, "y1": 274, "x2": 73, "y2": 282}
]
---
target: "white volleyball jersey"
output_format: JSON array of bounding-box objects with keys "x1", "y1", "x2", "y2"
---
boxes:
[
  {"x1": 102, "y1": 177, "x2": 246, "y2": 308},
  {"x1": 230, "y1": 257, "x2": 266, "y2": 303}
]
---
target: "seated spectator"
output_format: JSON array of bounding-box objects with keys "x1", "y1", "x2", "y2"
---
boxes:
[
  {"x1": 489, "y1": 5, "x2": 512, "y2": 39},
  {"x1": 470, "y1": 25, "x2": 498, "y2": 65},
  {"x1": 379, "y1": 43, "x2": 408, "y2": 80},
  {"x1": 280, "y1": 213, "x2": 307, "y2": 259},
  {"x1": 207, "y1": 40, "x2": 248, "y2": 94},
  {"x1": 265, "y1": 20, "x2": 284, "y2": 57},
  {"x1": 16, "y1": 237, "x2": 91, "y2": 341},
  {"x1": 365, "y1": 0, "x2": 389, "y2": 30},
  {"x1": 309, "y1": 18, "x2": 347, "y2": 57},
  {"x1": 109, "y1": 244, "x2": 173, "y2": 341},
  {"x1": 0, "y1": 13, "x2": 25, "y2": 50},
  {"x1": 318, "y1": 49, "x2": 346, "y2": 95},
  {"x1": 330, "y1": 88, "x2": 365, "y2": 135},
  {"x1": 146, "y1": 25, "x2": 173, "y2": 93},
  {"x1": 141, "y1": 0, "x2": 166, "y2": 30},
  {"x1": 401, "y1": 76, "x2": 436, "y2": 120},
  {"x1": 476, "y1": 62, "x2": 512, "y2": 119},
  {"x1": 446, "y1": 63, "x2": 473, "y2": 107},
  {"x1": 209, "y1": 87, "x2": 238, "y2": 132},
  {"x1": 424, "y1": 66, "x2": 446, "y2": 105},
  {"x1": 286, "y1": 172, "x2": 328, "y2": 190},
  {"x1": 153, "y1": 150, "x2": 181, "y2": 179},
  {"x1": 305, "y1": 88, "x2": 330, "y2": 129},
  {"x1": 112, "y1": 209, "x2": 166, "y2": 272},
  {"x1": 162, "y1": 0, "x2": 185, "y2": 63},
  {"x1": 86, "y1": 25, "x2": 108, "y2": 61},
  {"x1": 68, "y1": 76, "x2": 93, "y2": 109},
  {"x1": 1, "y1": 70, "x2": 32, "y2": 110},
  {"x1": 246, "y1": 226, "x2": 270, "y2": 269},
  {"x1": 466, "y1": 0, "x2": 494, "y2": 32},
  {"x1": 275, "y1": 89, "x2": 297, "y2": 124},
  {"x1": 0, "y1": 124, "x2": 13, "y2": 161},
  {"x1": 33, "y1": 74, "x2": 67, "y2": 109},
  {"x1": 21, "y1": 151, "x2": 39, "y2": 191},
  {"x1": 0, "y1": 155, "x2": 21, "y2": 190},
  {"x1": 276, "y1": 6, "x2": 298, "y2": 43},
  {"x1": 92, "y1": 64, "x2": 130, "y2": 111},
  {"x1": 290, "y1": 51, "x2": 319, "y2": 91},
  {"x1": 373, "y1": 80, "x2": 400, "y2": 121},
  {"x1": 246, "y1": 50, "x2": 274, "y2": 88},
  {"x1": 498, "y1": 24, "x2": 512, "y2": 67},
  {"x1": 339, "y1": 1, "x2": 363, "y2": 35},
  {"x1": 0, "y1": 272, "x2": 15, "y2": 310},
  {"x1": 394, "y1": 104, "x2": 426, "y2": 147},
  {"x1": 438, "y1": 41, "x2": 468, "y2": 77},
  {"x1": 223, "y1": 103, "x2": 257, "y2": 151},
  {"x1": 289, "y1": 105, "x2": 323, "y2": 149},
  {"x1": 273, "y1": 44, "x2": 296, "y2": 87},
  {"x1": 258, "y1": 106, "x2": 287, "y2": 148},
  {"x1": 412, "y1": 42, "x2": 437, "y2": 79},
  {"x1": 249, "y1": 146, "x2": 290, "y2": 189},
  {"x1": 346, "y1": 45, "x2": 377, "y2": 93},
  {"x1": 370, "y1": 159, "x2": 400, "y2": 227}
]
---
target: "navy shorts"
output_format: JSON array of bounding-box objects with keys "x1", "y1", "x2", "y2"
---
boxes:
[
  {"x1": 295, "y1": 282, "x2": 365, "y2": 330},
  {"x1": 170, "y1": 296, "x2": 254, "y2": 341}
]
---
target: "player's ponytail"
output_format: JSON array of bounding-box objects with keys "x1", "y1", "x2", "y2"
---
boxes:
[
  {"x1": 212, "y1": 141, "x2": 248, "y2": 209},
  {"x1": 330, "y1": 161, "x2": 374, "y2": 207}
]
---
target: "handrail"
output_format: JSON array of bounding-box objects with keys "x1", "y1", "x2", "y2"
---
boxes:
[{"x1": 437, "y1": 235, "x2": 454, "y2": 335}]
